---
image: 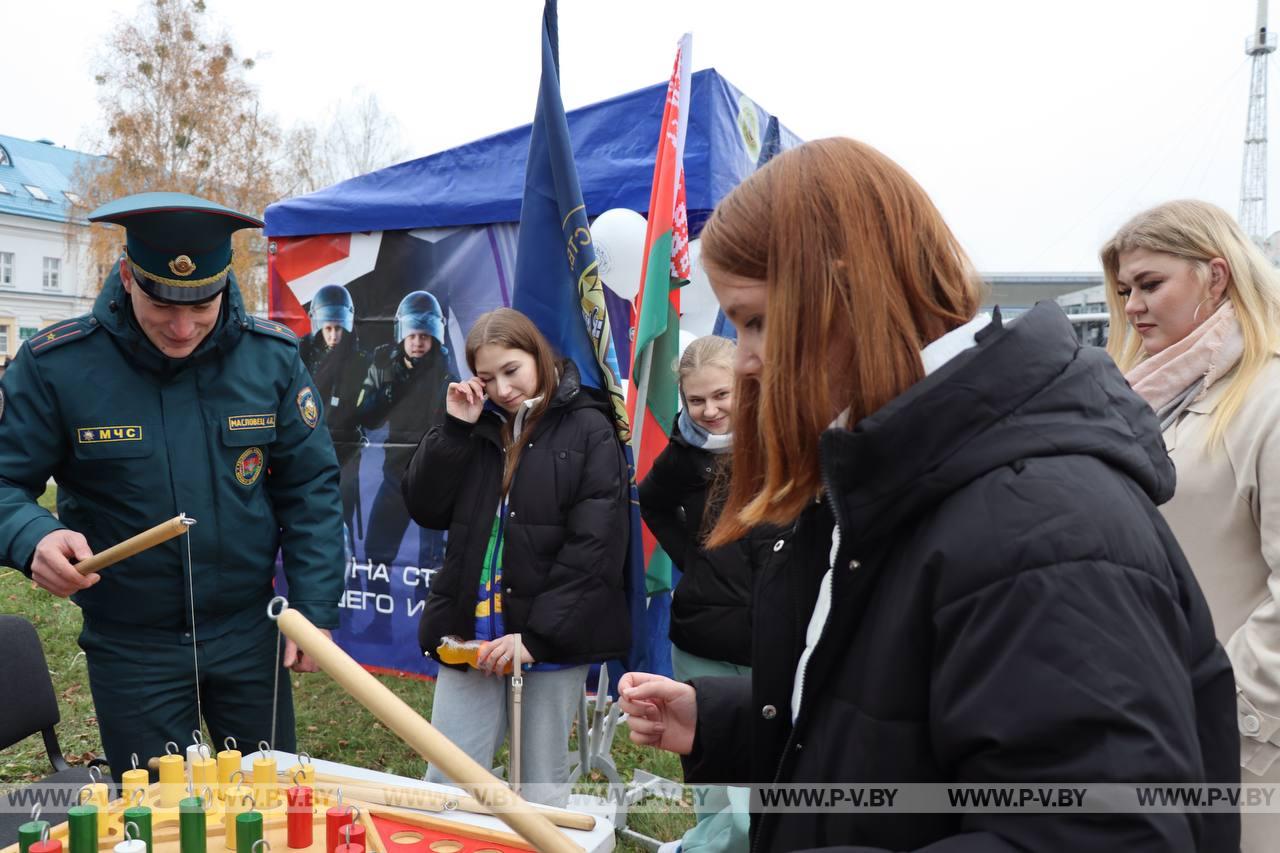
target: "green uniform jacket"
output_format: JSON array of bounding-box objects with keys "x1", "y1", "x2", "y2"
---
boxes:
[{"x1": 0, "y1": 270, "x2": 345, "y2": 636}]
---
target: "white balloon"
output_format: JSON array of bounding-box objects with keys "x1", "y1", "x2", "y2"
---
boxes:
[
  {"x1": 592, "y1": 208, "x2": 648, "y2": 300},
  {"x1": 678, "y1": 329, "x2": 697, "y2": 359}
]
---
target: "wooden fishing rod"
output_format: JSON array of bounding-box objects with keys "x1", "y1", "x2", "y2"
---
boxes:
[{"x1": 74, "y1": 514, "x2": 196, "y2": 575}]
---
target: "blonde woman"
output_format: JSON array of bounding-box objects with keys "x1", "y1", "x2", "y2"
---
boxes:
[{"x1": 1104, "y1": 199, "x2": 1280, "y2": 851}]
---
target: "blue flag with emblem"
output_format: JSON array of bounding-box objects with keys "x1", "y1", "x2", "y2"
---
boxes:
[{"x1": 512, "y1": 0, "x2": 651, "y2": 676}]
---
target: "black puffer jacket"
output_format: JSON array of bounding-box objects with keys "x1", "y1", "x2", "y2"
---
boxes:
[
  {"x1": 685, "y1": 304, "x2": 1239, "y2": 852},
  {"x1": 639, "y1": 423, "x2": 754, "y2": 665},
  {"x1": 403, "y1": 362, "x2": 632, "y2": 665}
]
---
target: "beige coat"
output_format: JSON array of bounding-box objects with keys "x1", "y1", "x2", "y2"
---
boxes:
[{"x1": 1161, "y1": 352, "x2": 1280, "y2": 841}]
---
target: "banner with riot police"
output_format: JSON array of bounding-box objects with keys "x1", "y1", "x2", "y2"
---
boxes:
[{"x1": 267, "y1": 226, "x2": 542, "y2": 676}]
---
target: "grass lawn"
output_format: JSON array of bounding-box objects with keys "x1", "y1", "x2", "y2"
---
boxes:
[{"x1": 0, "y1": 485, "x2": 695, "y2": 849}]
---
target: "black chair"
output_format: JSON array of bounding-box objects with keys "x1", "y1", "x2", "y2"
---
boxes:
[{"x1": 0, "y1": 615, "x2": 111, "y2": 845}]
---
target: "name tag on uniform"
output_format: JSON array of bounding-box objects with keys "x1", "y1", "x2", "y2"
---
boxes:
[
  {"x1": 227, "y1": 414, "x2": 277, "y2": 431},
  {"x1": 77, "y1": 425, "x2": 143, "y2": 443},
  {"x1": 330, "y1": 397, "x2": 341, "y2": 408}
]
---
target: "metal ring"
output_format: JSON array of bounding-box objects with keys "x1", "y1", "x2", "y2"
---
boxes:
[
  {"x1": 165, "y1": 741, "x2": 181, "y2": 756},
  {"x1": 224, "y1": 736, "x2": 238, "y2": 752},
  {"x1": 125, "y1": 821, "x2": 140, "y2": 842},
  {"x1": 443, "y1": 798, "x2": 457, "y2": 812},
  {"x1": 87, "y1": 766, "x2": 102, "y2": 785},
  {"x1": 266, "y1": 596, "x2": 288, "y2": 620},
  {"x1": 252, "y1": 840, "x2": 270, "y2": 853},
  {"x1": 257, "y1": 740, "x2": 272, "y2": 757}
]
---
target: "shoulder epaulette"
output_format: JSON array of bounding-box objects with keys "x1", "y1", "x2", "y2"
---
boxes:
[
  {"x1": 246, "y1": 316, "x2": 299, "y2": 345},
  {"x1": 27, "y1": 316, "x2": 99, "y2": 357}
]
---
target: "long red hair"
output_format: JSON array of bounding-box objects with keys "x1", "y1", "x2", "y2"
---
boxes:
[{"x1": 702, "y1": 138, "x2": 983, "y2": 546}]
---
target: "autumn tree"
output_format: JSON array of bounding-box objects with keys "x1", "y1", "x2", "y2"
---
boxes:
[
  {"x1": 282, "y1": 92, "x2": 409, "y2": 197},
  {"x1": 69, "y1": 0, "x2": 281, "y2": 313}
]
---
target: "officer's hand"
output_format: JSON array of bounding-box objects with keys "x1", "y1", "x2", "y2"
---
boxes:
[
  {"x1": 283, "y1": 630, "x2": 331, "y2": 673},
  {"x1": 445, "y1": 378, "x2": 487, "y2": 423},
  {"x1": 31, "y1": 530, "x2": 99, "y2": 598}
]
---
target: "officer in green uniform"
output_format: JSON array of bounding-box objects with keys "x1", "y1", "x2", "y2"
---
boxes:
[{"x1": 0, "y1": 192, "x2": 345, "y2": 776}]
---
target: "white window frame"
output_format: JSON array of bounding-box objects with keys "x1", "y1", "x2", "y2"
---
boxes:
[
  {"x1": 0, "y1": 252, "x2": 12, "y2": 288},
  {"x1": 0, "y1": 325, "x2": 9, "y2": 355},
  {"x1": 42, "y1": 257, "x2": 61, "y2": 291}
]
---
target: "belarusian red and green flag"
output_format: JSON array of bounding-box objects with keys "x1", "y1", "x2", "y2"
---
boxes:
[{"x1": 628, "y1": 33, "x2": 692, "y2": 595}]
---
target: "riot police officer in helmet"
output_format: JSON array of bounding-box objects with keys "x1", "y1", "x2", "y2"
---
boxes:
[
  {"x1": 299, "y1": 284, "x2": 370, "y2": 557},
  {"x1": 358, "y1": 290, "x2": 454, "y2": 571}
]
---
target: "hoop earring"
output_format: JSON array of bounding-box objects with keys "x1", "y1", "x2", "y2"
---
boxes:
[{"x1": 1192, "y1": 296, "x2": 1213, "y2": 325}]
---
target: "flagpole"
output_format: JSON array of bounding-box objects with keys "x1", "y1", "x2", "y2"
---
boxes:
[{"x1": 629, "y1": 345, "x2": 655, "y2": 457}]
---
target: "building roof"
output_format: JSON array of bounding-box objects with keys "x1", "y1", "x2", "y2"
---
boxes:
[{"x1": 0, "y1": 135, "x2": 102, "y2": 224}]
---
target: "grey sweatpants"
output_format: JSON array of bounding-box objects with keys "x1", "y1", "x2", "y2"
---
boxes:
[{"x1": 426, "y1": 664, "x2": 589, "y2": 807}]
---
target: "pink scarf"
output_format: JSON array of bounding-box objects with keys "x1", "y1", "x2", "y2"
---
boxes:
[{"x1": 1125, "y1": 301, "x2": 1244, "y2": 412}]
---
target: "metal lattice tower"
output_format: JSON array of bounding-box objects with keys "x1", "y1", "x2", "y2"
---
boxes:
[{"x1": 1241, "y1": 0, "x2": 1278, "y2": 243}]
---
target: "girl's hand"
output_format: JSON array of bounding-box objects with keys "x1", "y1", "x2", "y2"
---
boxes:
[
  {"x1": 619, "y1": 672, "x2": 697, "y2": 755},
  {"x1": 477, "y1": 634, "x2": 535, "y2": 676},
  {"x1": 445, "y1": 377, "x2": 488, "y2": 423}
]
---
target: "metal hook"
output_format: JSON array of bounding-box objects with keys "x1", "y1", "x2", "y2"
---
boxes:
[
  {"x1": 192, "y1": 730, "x2": 205, "y2": 746},
  {"x1": 40, "y1": 826, "x2": 49, "y2": 845},
  {"x1": 344, "y1": 824, "x2": 352, "y2": 845},
  {"x1": 251, "y1": 840, "x2": 270, "y2": 853},
  {"x1": 224, "y1": 736, "x2": 238, "y2": 752},
  {"x1": 165, "y1": 741, "x2": 181, "y2": 756},
  {"x1": 241, "y1": 793, "x2": 256, "y2": 810},
  {"x1": 297, "y1": 751, "x2": 311, "y2": 766},
  {"x1": 335, "y1": 789, "x2": 342, "y2": 810},
  {"x1": 29, "y1": 804, "x2": 41, "y2": 823},
  {"x1": 292, "y1": 770, "x2": 305, "y2": 787},
  {"x1": 266, "y1": 596, "x2": 288, "y2": 620},
  {"x1": 131, "y1": 753, "x2": 139, "y2": 772},
  {"x1": 132, "y1": 789, "x2": 145, "y2": 807},
  {"x1": 230, "y1": 770, "x2": 245, "y2": 787},
  {"x1": 201, "y1": 787, "x2": 213, "y2": 809},
  {"x1": 179, "y1": 513, "x2": 197, "y2": 527},
  {"x1": 87, "y1": 766, "x2": 102, "y2": 785},
  {"x1": 257, "y1": 740, "x2": 272, "y2": 758},
  {"x1": 125, "y1": 822, "x2": 140, "y2": 842},
  {"x1": 348, "y1": 805, "x2": 360, "y2": 822},
  {"x1": 77, "y1": 786, "x2": 93, "y2": 805}
]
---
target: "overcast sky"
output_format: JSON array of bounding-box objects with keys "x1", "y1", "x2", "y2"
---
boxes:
[{"x1": 6, "y1": 0, "x2": 1275, "y2": 272}]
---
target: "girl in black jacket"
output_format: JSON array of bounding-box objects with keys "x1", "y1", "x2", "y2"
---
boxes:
[
  {"x1": 639, "y1": 335, "x2": 751, "y2": 678},
  {"x1": 402, "y1": 307, "x2": 631, "y2": 808},
  {"x1": 619, "y1": 139, "x2": 1239, "y2": 851}
]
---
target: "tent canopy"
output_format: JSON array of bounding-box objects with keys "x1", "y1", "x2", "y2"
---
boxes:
[{"x1": 264, "y1": 68, "x2": 800, "y2": 238}]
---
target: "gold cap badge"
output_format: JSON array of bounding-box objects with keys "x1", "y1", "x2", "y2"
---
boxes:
[{"x1": 168, "y1": 255, "x2": 196, "y2": 277}]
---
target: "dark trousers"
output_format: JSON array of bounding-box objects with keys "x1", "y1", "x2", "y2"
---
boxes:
[{"x1": 78, "y1": 614, "x2": 296, "y2": 776}]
